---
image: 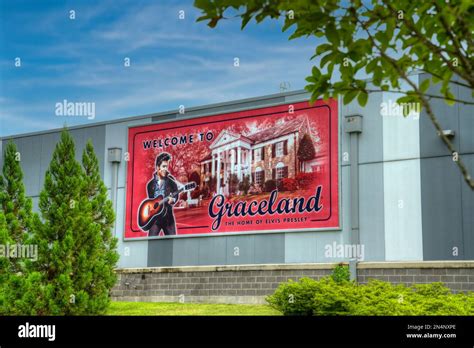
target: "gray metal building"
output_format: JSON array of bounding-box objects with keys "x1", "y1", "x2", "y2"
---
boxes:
[{"x1": 1, "y1": 72, "x2": 473, "y2": 268}]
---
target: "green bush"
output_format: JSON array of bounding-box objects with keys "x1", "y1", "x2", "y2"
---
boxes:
[
  {"x1": 331, "y1": 263, "x2": 350, "y2": 283},
  {"x1": 0, "y1": 132, "x2": 118, "y2": 315},
  {"x1": 311, "y1": 277, "x2": 359, "y2": 315},
  {"x1": 266, "y1": 277, "x2": 322, "y2": 316},
  {"x1": 266, "y1": 266, "x2": 474, "y2": 316},
  {"x1": 407, "y1": 283, "x2": 474, "y2": 316},
  {"x1": 349, "y1": 280, "x2": 416, "y2": 316}
]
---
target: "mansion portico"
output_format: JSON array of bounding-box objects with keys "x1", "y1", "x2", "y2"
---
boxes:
[{"x1": 199, "y1": 115, "x2": 323, "y2": 195}]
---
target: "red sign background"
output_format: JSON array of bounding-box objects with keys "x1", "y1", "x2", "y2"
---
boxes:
[{"x1": 125, "y1": 99, "x2": 339, "y2": 238}]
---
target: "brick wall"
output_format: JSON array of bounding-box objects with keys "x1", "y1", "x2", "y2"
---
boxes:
[
  {"x1": 357, "y1": 262, "x2": 474, "y2": 293},
  {"x1": 112, "y1": 264, "x2": 334, "y2": 304},
  {"x1": 111, "y1": 261, "x2": 474, "y2": 304}
]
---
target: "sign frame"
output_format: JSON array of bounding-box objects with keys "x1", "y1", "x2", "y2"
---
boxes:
[{"x1": 122, "y1": 98, "x2": 342, "y2": 241}]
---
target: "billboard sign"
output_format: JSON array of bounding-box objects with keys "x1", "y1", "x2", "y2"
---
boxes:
[{"x1": 124, "y1": 99, "x2": 339, "y2": 238}]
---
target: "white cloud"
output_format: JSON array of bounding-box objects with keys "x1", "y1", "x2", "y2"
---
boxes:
[{"x1": 1, "y1": 1, "x2": 321, "y2": 137}]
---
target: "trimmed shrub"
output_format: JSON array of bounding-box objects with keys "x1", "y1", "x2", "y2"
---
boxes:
[
  {"x1": 348, "y1": 280, "x2": 416, "y2": 316},
  {"x1": 280, "y1": 178, "x2": 298, "y2": 191},
  {"x1": 266, "y1": 277, "x2": 323, "y2": 316},
  {"x1": 238, "y1": 175, "x2": 251, "y2": 195},
  {"x1": 227, "y1": 173, "x2": 239, "y2": 194},
  {"x1": 264, "y1": 179, "x2": 277, "y2": 192},
  {"x1": 295, "y1": 172, "x2": 314, "y2": 190},
  {"x1": 406, "y1": 283, "x2": 473, "y2": 316},
  {"x1": 311, "y1": 277, "x2": 361, "y2": 315},
  {"x1": 331, "y1": 263, "x2": 350, "y2": 283},
  {"x1": 266, "y1": 265, "x2": 474, "y2": 316}
]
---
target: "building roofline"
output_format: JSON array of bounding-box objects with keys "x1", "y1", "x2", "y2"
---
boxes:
[
  {"x1": 1, "y1": 89, "x2": 310, "y2": 141},
  {"x1": 2, "y1": 71, "x2": 431, "y2": 141}
]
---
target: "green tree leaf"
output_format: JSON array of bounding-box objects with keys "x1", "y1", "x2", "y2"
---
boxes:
[
  {"x1": 357, "y1": 90, "x2": 369, "y2": 107},
  {"x1": 343, "y1": 90, "x2": 358, "y2": 105}
]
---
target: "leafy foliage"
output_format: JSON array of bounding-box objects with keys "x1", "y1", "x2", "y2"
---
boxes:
[
  {"x1": 194, "y1": 0, "x2": 474, "y2": 189},
  {"x1": 0, "y1": 141, "x2": 35, "y2": 250},
  {"x1": 264, "y1": 179, "x2": 277, "y2": 192},
  {"x1": 295, "y1": 172, "x2": 314, "y2": 190},
  {"x1": 280, "y1": 178, "x2": 297, "y2": 191},
  {"x1": 227, "y1": 173, "x2": 239, "y2": 194},
  {"x1": 238, "y1": 175, "x2": 251, "y2": 194},
  {"x1": 297, "y1": 133, "x2": 316, "y2": 163},
  {"x1": 267, "y1": 272, "x2": 474, "y2": 316},
  {"x1": 266, "y1": 277, "x2": 324, "y2": 316},
  {"x1": 78, "y1": 140, "x2": 119, "y2": 314},
  {"x1": 0, "y1": 141, "x2": 38, "y2": 314},
  {"x1": 331, "y1": 263, "x2": 351, "y2": 283},
  {"x1": 0, "y1": 211, "x2": 11, "y2": 312},
  {"x1": 28, "y1": 129, "x2": 85, "y2": 315},
  {"x1": 1, "y1": 131, "x2": 119, "y2": 315},
  {"x1": 189, "y1": 171, "x2": 201, "y2": 187}
]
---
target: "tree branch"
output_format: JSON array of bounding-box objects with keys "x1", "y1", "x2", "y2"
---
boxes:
[
  {"x1": 355, "y1": 11, "x2": 474, "y2": 190},
  {"x1": 419, "y1": 69, "x2": 472, "y2": 89},
  {"x1": 328, "y1": 86, "x2": 474, "y2": 105},
  {"x1": 433, "y1": 2, "x2": 473, "y2": 77},
  {"x1": 380, "y1": 0, "x2": 474, "y2": 88}
]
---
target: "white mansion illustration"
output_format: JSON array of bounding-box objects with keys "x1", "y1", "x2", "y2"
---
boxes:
[{"x1": 199, "y1": 115, "x2": 326, "y2": 195}]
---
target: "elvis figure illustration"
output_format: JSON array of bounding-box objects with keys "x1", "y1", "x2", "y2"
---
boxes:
[{"x1": 145, "y1": 152, "x2": 179, "y2": 236}]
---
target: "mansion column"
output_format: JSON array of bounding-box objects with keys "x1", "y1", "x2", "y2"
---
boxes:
[
  {"x1": 216, "y1": 151, "x2": 221, "y2": 194},
  {"x1": 230, "y1": 149, "x2": 235, "y2": 176},
  {"x1": 248, "y1": 149, "x2": 252, "y2": 183},
  {"x1": 200, "y1": 163, "x2": 204, "y2": 188},
  {"x1": 237, "y1": 146, "x2": 242, "y2": 181},
  {"x1": 211, "y1": 154, "x2": 216, "y2": 178},
  {"x1": 223, "y1": 150, "x2": 228, "y2": 195}
]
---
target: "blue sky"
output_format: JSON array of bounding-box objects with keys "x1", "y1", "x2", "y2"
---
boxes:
[{"x1": 0, "y1": 0, "x2": 321, "y2": 137}]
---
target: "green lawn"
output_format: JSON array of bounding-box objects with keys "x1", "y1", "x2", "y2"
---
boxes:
[{"x1": 107, "y1": 301, "x2": 281, "y2": 316}]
